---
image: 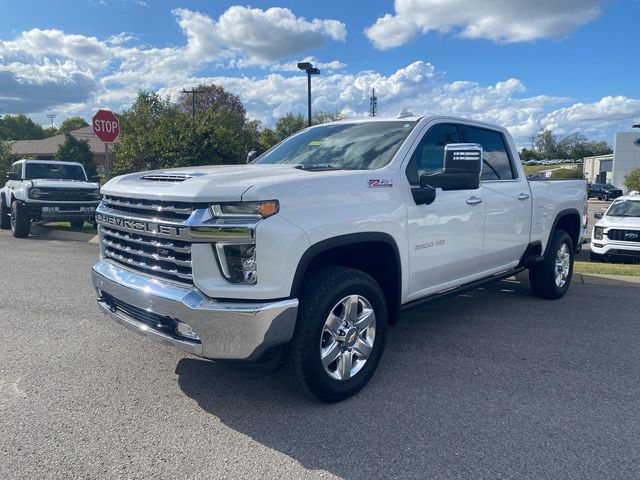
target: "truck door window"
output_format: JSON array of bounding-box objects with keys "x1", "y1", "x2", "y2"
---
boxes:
[
  {"x1": 406, "y1": 124, "x2": 460, "y2": 185},
  {"x1": 460, "y1": 125, "x2": 515, "y2": 181}
]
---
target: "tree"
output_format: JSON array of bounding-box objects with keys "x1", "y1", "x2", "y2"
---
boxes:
[
  {"x1": 312, "y1": 110, "x2": 345, "y2": 125},
  {"x1": 0, "y1": 114, "x2": 46, "y2": 140},
  {"x1": 59, "y1": 116, "x2": 89, "y2": 134},
  {"x1": 519, "y1": 147, "x2": 539, "y2": 161},
  {"x1": 0, "y1": 141, "x2": 13, "y2": 177},
  {"x1": 624, "y1": 168, "x2": 640, "y2": 191},
  {"x1": 531, "y1": 129, "x2": 559, "y2": 159},
  {"x1": 55, "y1": 134, "x2": 96, "y2": 177},
  {"x1": 178, "y1": 84, "x2": 246, "y2": 118}
]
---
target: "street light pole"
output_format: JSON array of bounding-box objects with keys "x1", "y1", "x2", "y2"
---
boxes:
[
  {"x1": 297, "y1": 62, "x2": 320, "y2": 127},
  {"x1": 181, "y1": 88, "x2": 204, "y2": 134}
]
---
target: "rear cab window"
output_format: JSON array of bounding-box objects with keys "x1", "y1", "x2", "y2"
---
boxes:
[{"x1": 459, "y1": 125, "x2": 516, "y2": 181}]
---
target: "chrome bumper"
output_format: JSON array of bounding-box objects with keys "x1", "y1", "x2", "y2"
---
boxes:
[{"x1": 91, "y1": 260, "x2": 299, "y2": 361}]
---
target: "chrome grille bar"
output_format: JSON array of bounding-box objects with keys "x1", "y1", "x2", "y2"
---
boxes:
[
  {"x1": 103, "y1": 197, "x2": 194, "y2": 216},
  {"x1": 104, "y1": 250, "x2": 193, "y2": 282},
  {"x1": 103, "y1": 238, "x2": 192, "y2": 267},
  {"x1": 101, "y1": 227, "x2": 191, "y2": 253}
]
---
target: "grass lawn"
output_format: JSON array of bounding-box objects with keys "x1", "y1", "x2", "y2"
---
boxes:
[
  {"x1": 574, "y1": 261, "x2": 640, "y2": 277},
  {"x1": 45, "y1": 221, "x2": 97, "y2": 235}
]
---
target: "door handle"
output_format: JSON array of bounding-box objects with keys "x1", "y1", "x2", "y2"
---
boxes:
[
  {"x1": 466, "y1": 196, "x2": 483, "y2": 205},
  {"x1": 517, "y1": 193, "x2": 530, "y2": 201}
]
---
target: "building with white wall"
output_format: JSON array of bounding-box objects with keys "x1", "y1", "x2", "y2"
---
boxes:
[{"x1": 583, "y1": 128, "x2": 640, "y2": 190}]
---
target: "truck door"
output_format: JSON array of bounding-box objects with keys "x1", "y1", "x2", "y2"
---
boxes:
[
  {"x1": 404, "y1": 123, "x2": 484, "y2": 299},
  {"x1": 459, "y1": 124, "x2": 531, "y2": 272}
]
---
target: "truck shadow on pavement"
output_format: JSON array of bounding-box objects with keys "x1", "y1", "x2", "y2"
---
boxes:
[{"x1": 175, "y1": 276, "x2": 640, "y2": 479}]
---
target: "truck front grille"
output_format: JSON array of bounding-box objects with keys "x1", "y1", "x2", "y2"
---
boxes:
[
  {"x1": 34, "y1": 188, "x2": 99, "y2": 202},
  {"x1": 101, "y1": 226, "x2": 193, "y2": 283},
  {"x1": 102, "y1": 195, "x2": 207, "y2": 222},
  {"x1": 607, "y1": 229, "x2": 640, "y2": 242}
]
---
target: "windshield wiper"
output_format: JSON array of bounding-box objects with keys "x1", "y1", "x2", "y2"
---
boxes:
[{"x1": 295, "y1": 163, "x2": 343, "y2": 171}]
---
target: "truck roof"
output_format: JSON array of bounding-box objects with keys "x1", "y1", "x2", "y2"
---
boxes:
[
  {"x1": 13, "y1": 159, "x2": 84, "y2": 167},
  {"x1": 321, "y1": 114, "x2": 509, "y2": 133}
]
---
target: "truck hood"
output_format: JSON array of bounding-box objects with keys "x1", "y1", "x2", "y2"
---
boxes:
[
  {"x1": 597, "y1": 216, "x2": 640, "y2": 228},
  {"x1": 30, "y1": 179, "x2": 99, "y2": 189},
  {"x1": 100, "y1": 164, "x2": 334, "y2": 202}
]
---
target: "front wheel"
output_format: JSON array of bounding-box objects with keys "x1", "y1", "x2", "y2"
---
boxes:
[
  {"x1": 529, "y1": 230, "x2": 574, "y2": 299},
  {"x1": 11, "y1": 200, "x2": 30, "y2": 238},
  {"x1": 602, "y1": 194, "x2": 608, "y2": 201},
  {"x1": 289, "y1": 266, "x2": 387, "y2": 403}
]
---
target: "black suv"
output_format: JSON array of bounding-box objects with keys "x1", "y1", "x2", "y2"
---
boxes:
[{"x1": 587, "y1": 183, "x2": 623, "y2": 201}]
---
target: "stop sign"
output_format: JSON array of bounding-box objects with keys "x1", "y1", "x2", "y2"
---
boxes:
[{"x1": 92, "y1": 109, "x2": 120, "y2": 143}]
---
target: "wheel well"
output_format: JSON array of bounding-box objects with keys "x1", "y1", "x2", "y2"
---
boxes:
[
  {"x1": 292, "y1": 236, "x2": 402, "y2": 324},
  {"x1": 553, "y1": 211, "x2": 580, "y2": 251}
]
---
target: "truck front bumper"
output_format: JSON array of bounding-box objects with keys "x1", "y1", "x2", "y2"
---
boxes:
[
  {"x1": 26, "y1": 203, "x2": 98, "y2": 221},
  {"x1": 91, "y1": 260, "x2": 299, "y2": 361}
]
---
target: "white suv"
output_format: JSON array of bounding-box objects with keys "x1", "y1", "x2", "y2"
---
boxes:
[{"x1": 591, "y1": 193, "x2": 640, "y2": 263}]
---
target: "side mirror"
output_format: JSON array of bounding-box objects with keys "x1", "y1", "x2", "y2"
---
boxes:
[
  {"x1": 90, "y1": 175, "x2": 100, "y2": 183},
  {"x1": 594, "y1": 212, "x2": 604, "y2": 219},
  {"x1": 247, "y1": 150, "x2": 258, "y2": 163},
  {"x1": 420, "y1": 143, "x2": 482, "y2": 191},
  {"x1": 7, "y1": 172, "x2": 20, "y2": 181}
]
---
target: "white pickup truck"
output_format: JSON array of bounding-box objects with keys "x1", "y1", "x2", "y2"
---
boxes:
[
  {"x1": 1, "y1": 159, "x2": 102, "y2": 237},
  {"x1": 91, "y1": 115, "x2": 587, "y2": 402}
]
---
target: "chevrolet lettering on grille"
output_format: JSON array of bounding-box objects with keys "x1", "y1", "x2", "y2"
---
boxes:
[{"x1": 95, "y1": 212, "x2": 184, "y2": 237}]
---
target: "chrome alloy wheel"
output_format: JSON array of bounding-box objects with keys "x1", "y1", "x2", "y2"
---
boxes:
[
  {"x1": 319, "y1": 295, "x2": 376, "y2": 381},
  {"x1": 555, "y1": 243, "x2": 571, "y2": 288}
]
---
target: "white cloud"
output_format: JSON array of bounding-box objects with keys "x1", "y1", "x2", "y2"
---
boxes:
[
  {"x1": 366, "y1": 0, "x2": 603, "y2": 49},
  {"x1": 173, "y1": 6, "x2": 346, "y2": 65}
]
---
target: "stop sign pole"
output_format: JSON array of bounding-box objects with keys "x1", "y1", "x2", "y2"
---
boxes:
[{"x1": 92, "y1": 109, "x2": 120, "y2": 179}]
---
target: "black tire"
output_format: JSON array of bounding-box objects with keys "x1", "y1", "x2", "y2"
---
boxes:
[
  {"x1": 529, "y1": 230, "x2": 574, "y2": 299},
  {"x1": 0, "y1": 198, "x2": 10, "y2": 230},
  {"x1": 289, "y1": 266, "x2": 388, "y2": 403},
  {"x1": 10, "y1": 200, "x2": 30, "y2": 238},
  {"x1": 602, "y1": 194, "x2": 608, "y2": 201},
  {"x1": 69, "y1": 219, "x2": 85, "y2": 229}
]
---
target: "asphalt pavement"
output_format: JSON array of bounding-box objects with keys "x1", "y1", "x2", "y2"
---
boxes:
[{"x1": 1, "y1": 231, "x2": 640, "y2": 479}]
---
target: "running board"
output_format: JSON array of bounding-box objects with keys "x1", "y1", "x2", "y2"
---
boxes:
[{"x1": 400, "y1": 268, "x2": 525, "y2": 312}]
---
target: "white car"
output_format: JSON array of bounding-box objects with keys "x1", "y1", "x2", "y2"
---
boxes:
[
  {"x1": 591, "y1": 193, "x2": 640, "y2": 263},
  {"x1": 91, "y1": 115, "x2": 587, "y2": 402}
]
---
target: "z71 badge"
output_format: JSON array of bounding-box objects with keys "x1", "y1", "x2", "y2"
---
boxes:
[{"x1": 368, "y1": 179, "x2": 393, "y2": 188}]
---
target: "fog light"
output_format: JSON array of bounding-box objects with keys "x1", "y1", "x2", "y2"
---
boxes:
[
  {"x1": 175, "y1": 321, "x2": 200, "y2": 340},
  {"x1": 592, "y1": 243, "x2": 604, "y2": 248}
]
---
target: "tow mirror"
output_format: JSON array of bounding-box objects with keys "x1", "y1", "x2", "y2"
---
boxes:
[
  {"x1": 594, "y1": 211, "x2": 604, "y2": 219},
  {"x1": 7, "y1": 172, "x2": 20, "y2": 181},
  {"x1": 420, "y1": 143, "x2": 482, "y2": 191}
]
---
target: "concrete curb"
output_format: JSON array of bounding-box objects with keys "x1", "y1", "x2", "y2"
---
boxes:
[
  {"x1": 31, "y1": 226, "x2": 99, "y2": 244},
  {"x1": 577, "y1": 273, "x2": 640, "y2": 286}
]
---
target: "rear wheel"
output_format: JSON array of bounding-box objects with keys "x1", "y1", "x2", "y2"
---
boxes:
[
  {"x1": 0, "y1": 198, "x2": 10, "y2": 230},
  {"x1": 602, "y1": 193, "x2": 608, "y2": 201},
  {"x1": 69, "y1": 219, "x2": 85, "y2": 229},
  {"x1": 10, "y1": 200, "x2": 30, "y2": 238},
  {"x1": 289, "y1": 266, "x2": 387, "y2": 403},
  {"x1": 529, "y1": 230, "x2": 574, "y2": 299}
]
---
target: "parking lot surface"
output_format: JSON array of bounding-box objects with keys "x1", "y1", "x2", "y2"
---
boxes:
[{"x1": 1, "y1": 231, "x2": 640, "y2": 479}]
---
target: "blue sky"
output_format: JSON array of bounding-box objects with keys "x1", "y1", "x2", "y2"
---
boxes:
[{"x1": 1, "y1": 0, "x2": 638, "y2": 145}]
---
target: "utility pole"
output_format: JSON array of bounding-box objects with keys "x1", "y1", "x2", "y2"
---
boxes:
[
  {"x1": 180, "y1": 89, "x2": 204, "y2": 133},
  {"x1": 297, "y1": 62, "x2": 320, "y2": 126},
  {"x1": 46, "y1": 113, "x2": 57, "y2": 128},
  {"x1": 369, "y1": 88, "x2": 377, "y2": 117}
]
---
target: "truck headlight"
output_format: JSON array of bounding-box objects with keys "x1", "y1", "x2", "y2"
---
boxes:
[
  {"x1": 210, "y1": 200, "x2": 279, "y2": 219},
  {"x1": 594, "y1": 226, "x2": 604, "y2": 240},
  {"x1": 215, "y1": 243, "x2": 257, "y2": 284},
  {"x1": 29, "y1": 188, "x2": 43, "y2": 199}
]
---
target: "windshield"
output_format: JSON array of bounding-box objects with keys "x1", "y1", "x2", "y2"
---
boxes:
[
  {"x1": 607, "y1": 199, "x2": 640, "y2": 217},
  {"x1": 255, "y1": 121, "x2": 417, "y2": 170},
  {"x1": 24, "y1": 163, "x2": 86, "y2": 181}
]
